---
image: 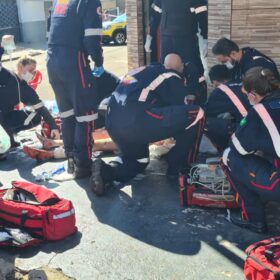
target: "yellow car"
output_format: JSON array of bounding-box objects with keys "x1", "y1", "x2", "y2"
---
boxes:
[{"x1": 102, "y1": 14, "x2": 127, "y2": 45}]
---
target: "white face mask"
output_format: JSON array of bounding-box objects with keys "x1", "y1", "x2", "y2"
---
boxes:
[
  {"x1": 21, "y1": 71, "x2": 34, "y2": 82},
  {"x1": 225, "y1": 61, "x2": 234, "y2": 70}
]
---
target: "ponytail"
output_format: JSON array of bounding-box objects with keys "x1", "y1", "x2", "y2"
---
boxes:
[{"x1": 243, "y1": 67, "x2": 280, "y2": 97}]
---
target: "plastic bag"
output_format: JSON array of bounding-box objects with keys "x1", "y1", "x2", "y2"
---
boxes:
[{"x1": 0, "y1": 125, "x2": 11, "y2": 153}]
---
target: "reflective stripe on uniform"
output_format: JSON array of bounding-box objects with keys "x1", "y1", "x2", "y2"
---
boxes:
[
  {"x1": 60, "y1": 109, "x2": 75, "y2": 119},
  {"x1": 222, "y1": 147, "x2": 231, "y2": 166},
  {"x1": 231, "y1": 133, "x2": 249, "y2": 155},
  {"x1": 253, "y1": 56, "x2": 273, "y2": 64},
  {"x1": 218, "y1": 84, "x2": 248, "y2": 117},
  {"x1": 32, "y1": 102, "x2": 44, "y2": 110},
  {"x1": 186, "y1": 108, "x2": 205, "y2": 130},
  {"x1": 76, "y1": 113, "x2": 98, "y2": 123},
  {"x1": 112, "y1": 156, "x2": 123, "y2": 165},
  {"x1": 138, "y1": 72, "x2": 181, "y2": 102},
  {"x1": 254, "y1": 104, "x2": 280, "y2": 157},
  {"x1": 84, "y1": 28, "x2": 103, "y2": 36},
  {"x1": 53, "y1": 208, "x2": 75, "y2": 220},
  {"x1": 152, "y1": 3, "x2": 162, "y2": 13},
  {"x1": 24, "y1": 112, "x2": 37, "y2": 126},
  {"x1": 137, "y1": 158, "x2": 150, "y2": 164},
  {"x1": 195, "y1": 5, "x2": 207, "y2": 14}
]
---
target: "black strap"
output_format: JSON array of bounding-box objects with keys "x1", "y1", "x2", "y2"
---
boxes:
[
  {"x1": 247, "y1": 238, "x2": 280, "y2": 255},
  {"x1": 20, "y1": 210, "x2": 28, "y2": 227}
]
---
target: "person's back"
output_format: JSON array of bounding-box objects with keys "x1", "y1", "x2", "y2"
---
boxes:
[
  {"x1": 91, "y1": 54, "x2": 205, "y2": 196},
  {"x1": 47, "y1": 0, "x2": 104, "y2": 181},
  {"x1": 233, "y1": 47, "x2": 280, "y2": 82},
  {"x1": 111, "y1": 64, "x2": 183, "y2": 106},
  {"x1": 205, "y1": 82, "x2": 250, "y2": 122},
  {"x1": 204, "y1": 64, "x2": 251, "y2": 151},
  {"x1": 48, "y1": 0, "x2": 83, "y2": 49},
  {"x1": 160, "y1": 0, "x2": 194, "y2": 37}
]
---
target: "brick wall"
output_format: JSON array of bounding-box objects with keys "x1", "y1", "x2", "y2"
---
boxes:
[{"x1": 126, "y1": 0, "x2": 145, "y2": 70}]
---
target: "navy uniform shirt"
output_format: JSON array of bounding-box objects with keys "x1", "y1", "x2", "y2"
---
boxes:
[
  {"x1": 110, "y1": 64, "x2": 190, "y2": 112},
  {"x1": 205, "y1": 82, "x2": 251, "y2": 122},
  {"x1": 150, "y1": 0, "x2": 207, "y2": 39},
  {"x1": 48, "y1": 0, "x2": 103, "y2": 66},
  {"x1": 230, "y1": 90, "x2": 280, "y2": 161},
  {"x1": 231, "y1": 47, "x2": 280, "y2": 83}
]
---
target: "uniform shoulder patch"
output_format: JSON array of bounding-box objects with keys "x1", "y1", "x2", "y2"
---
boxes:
[
  {"x1": 53, "y1": 0, "x2": 70, "y2": 17},
  {"x1": 269, "y1": 100, "x2": 280, "y2": 110}
]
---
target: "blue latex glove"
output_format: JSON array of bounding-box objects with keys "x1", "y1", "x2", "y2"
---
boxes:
[{"x1": 92, "y1": 66, "x2": 105, "y2": 77}]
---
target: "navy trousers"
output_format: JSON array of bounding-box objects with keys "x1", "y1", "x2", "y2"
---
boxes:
[
  {"x1": 47, "y1": 47, "x2": 97, "y2": 168},
  {"x1": 222, "y1": 150, "x2": 280, "y2": 224},
  {"x1": 205, "y1": 118, "x2": 237, "y2": 153},
  {"x1": 106, "y1": 102, "x2": 205, "y2": 182}
]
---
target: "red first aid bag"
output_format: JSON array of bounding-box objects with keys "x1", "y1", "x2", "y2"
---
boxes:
[
  {"x1": 0, "y1": 181, "x2": 77, "y2": 241},
  {"x1": 244, "y1": 237, "x2": 280, "y2": 280}
]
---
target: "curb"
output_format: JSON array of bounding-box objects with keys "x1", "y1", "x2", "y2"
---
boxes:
[{"x1": 2, "y1": 50, "x2": 45, "y2": 63}]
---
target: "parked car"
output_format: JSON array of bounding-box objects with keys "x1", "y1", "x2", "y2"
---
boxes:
[{"x1": 102, "y1": 14, "x2": 127, "y2": 45}]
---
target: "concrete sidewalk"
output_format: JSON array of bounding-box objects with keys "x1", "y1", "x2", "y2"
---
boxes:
[
  {"x1": 2, "y1": 42, "x2": 128, "y2": 101},
  {"x1": 1, "y1": 140, "x2": 280, "y2": 279},
  {"x1": 1, "y1": 42, "x2": 280, "y2": 280}
]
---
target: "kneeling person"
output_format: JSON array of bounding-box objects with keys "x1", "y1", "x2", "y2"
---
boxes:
[
  {"x1": 204, "y1": 64, "x2": 251, "y2": 152},
  {"x1": 90, "y1": 54, "x2": 205, "y2": 196},
  {"x1": 222, "y1": 67, "x2": 280, "y2": 233},
  {"x1": 0, "y1": 53, "x2": 59, "y2": 148}
]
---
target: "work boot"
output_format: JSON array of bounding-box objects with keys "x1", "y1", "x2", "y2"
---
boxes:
[
  {"x1": 52, "y1": 157, "x2": 91, "y2": 182},
  {"x1": 226, "y1": 209, "x2": 267, "y2": 234},
  {"x1": 90, "y1": 158, "x2": 114, "y2": 196}
]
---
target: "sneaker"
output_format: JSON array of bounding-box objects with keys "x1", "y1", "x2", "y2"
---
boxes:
[
  {"x1": 90, "y1": 158, "x2": 113, "y2": 196},
  {"x1": 226, "y1": 209, "x2": 267, "y2": 234}
]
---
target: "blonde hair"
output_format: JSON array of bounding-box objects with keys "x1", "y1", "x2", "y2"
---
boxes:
[{"x1": 17, "y1": 55, "x2": 37, "y2": 67}]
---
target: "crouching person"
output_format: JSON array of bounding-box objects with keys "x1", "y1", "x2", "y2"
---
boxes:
[
  {"x1": 0, "y1": 53, "x2": 59, "y2": 148},
  {"x1": 204, "y1": 64, "x2": 251, "y2": 152},
  {"x1": 222, "y1": 67, "x2": 280, "y2": 233},
  {"x1": 90, "y1": 54, "x2": 205, "y2": 196}
]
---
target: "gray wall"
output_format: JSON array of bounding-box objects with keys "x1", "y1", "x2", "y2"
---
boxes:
[{"x1": 0, "y1": 0, "x2": 20, "y2": 41}]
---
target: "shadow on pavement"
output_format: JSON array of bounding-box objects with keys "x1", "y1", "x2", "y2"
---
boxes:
[{"x1": 77, "y1": 159, "x2": 277, "y2": 270}]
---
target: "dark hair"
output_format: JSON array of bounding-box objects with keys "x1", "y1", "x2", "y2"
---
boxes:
[
  {"x1": 212, "y1": 38, "x2": 239, "y2": 56},
  {"x1": 209, "y1": 64, "x2": 231, "y2": 82},
  {"x1": 243, "y1": 67, "x2": 280, "y2": 97}
]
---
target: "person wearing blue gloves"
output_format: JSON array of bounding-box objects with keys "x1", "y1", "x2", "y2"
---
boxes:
[{"x1": 47, "y1": 0, "x2": 104, "y2": 181}]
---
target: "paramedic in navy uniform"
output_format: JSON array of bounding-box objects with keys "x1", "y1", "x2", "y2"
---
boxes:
[
  {"x1": 47, "y1": 0, "x2": 104, "y2": 181},
  {"x1": 90, "y1": 54, "x2": 205, "y2": 196},
  {"x1": 222, "y1": 67, "x2": 280, "y2": 233},
  {"x1": 212, "y1": 38, "x2": 280, "y2": 83},
  {"x1": 145, "y1": 0, "x2": 208, "y2": 105}
]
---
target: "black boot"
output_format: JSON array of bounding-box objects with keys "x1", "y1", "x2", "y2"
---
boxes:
[
  {"x1": 8, "y1": 132, "x2": 20, "y2": 148},
  {"x1": 0, "y1": 153, "x2": 7, "y2": 161},
  {"x1": 226, "y1": 209, "x2": 267, "y2": 234},
  {"x1": 90, "y1": 158, "x2": 115, "y2": 196}
]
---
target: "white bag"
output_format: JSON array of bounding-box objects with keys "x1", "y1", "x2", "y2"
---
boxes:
[{"x1": 0, "y1": 125, "x2": 11, "y2": 153}]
